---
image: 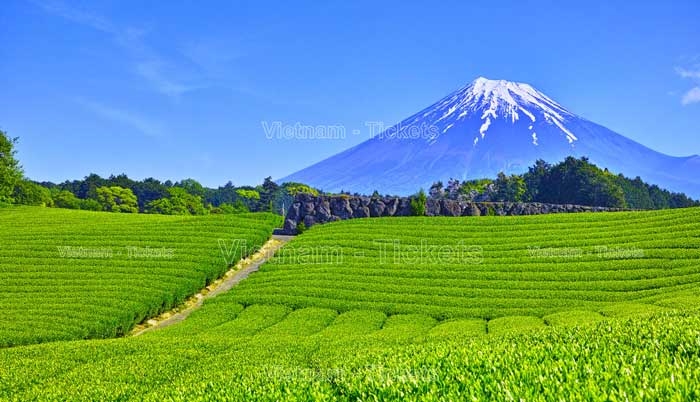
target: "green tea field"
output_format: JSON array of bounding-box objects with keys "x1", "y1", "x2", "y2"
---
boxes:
[
  {"x1": 0, "y1": 207, "x2": 281, "y2": 347},
  {"x1": 1, "y1": 207, "x2": 699, "y2": 400},
  {"x1": 235, "y1": 207, "x2": 700, "y2": 319}
]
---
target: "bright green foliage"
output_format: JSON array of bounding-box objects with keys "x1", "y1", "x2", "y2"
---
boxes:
[
  {"x1": 48, "y1": 174, "x2": 321, "y2": 214},
  {"x1": 543, "y1": 310, "x2": 605, "y2": 327},
  {"x1": 174, "y1": 178, "x2": 206, "y2": 198},
  {"x1": 79, "y1": 198, "x2": 103, "y2": 211},
  {"x1": 269, "y1": 182, "x2": 323, "y2": 215},
  {"x1": 96, "y1": 186, "x2": 139, "y2": 213},
  {"x1": 146, "y1": 187, "x2": 207, "y2": 215},
  {"x1": 0, "y1": 304, "x2": 698, "y2": 400},
  {"x1": 488, "y1": 315, "x2": 546, "y2": 335},
  {"x1": 211, "y1": 201, "x2": 249, "y2": 214},
  {"x1": 0, "y1": 207, "x2": 281, "y2": 346},
  {"x1": 236, "y1": 188, "x2": 260, "y2": 200},
  {"x1": 34, "y1": 174, "x2": 325, "y2": 215},
  {"x1": 144, "y1": 197, "x2": 174, "y2": 214},
  {"x1": 458, "y1": 178, "x2": 493, "y2": 196},
  {"x1": 232, "y1": 207, "x2": 700, "y2": 319},
  {"x1": 597, "y1": 302, "x2": 670, "y2": 318},
  {"x1": 410, "y1": 189, "x2": 426, "y2": 216},
  {"x1": 0, "y1": 130, "x2": 22, "y2": 203},
  {"x1": 51, "y1": 189, "x2": 85, "y2": 210},
  {"x1": 426, "y1": 318, "x2": 486, "y2": 341},
  {"x1": 12, "y1": 180, "x2": 52, "y2": 206},
  {"x1": 284, "y1": 183, "x2": 319, "y2": 196}
]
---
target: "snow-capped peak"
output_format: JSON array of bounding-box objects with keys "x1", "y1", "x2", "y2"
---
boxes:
[
  {"x1": 467, "y1": 77, "x2": 572, "y2": 120},
  {"x1": 431, "y1": 77, "x2": 578, "y2": 144}
]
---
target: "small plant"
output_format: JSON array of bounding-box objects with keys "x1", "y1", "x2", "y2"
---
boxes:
[
  {"x1": 410, "y1": 189, "x2": 427, "y2": 216},
  {"x1": 296, "y1": 222, "x2": 307, "y2": 234}
]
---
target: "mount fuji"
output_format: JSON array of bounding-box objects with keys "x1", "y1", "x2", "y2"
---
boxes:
[{"x1": 282, "y1": 77, "x2": 700, "y2": 197}]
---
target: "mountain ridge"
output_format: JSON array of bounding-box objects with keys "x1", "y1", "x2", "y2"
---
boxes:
[{"x1": 282, "y1": 77, "x2": 700, "y2": 198}]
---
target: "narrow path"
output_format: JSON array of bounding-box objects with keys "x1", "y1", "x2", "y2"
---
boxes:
[{"x1": 131, "y1": 233, "x2": 293, "y2": 336}]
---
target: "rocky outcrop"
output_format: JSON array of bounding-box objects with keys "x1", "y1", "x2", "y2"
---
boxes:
[{"x1": 281, "y1": 194, "x2": 629, "y2": 234}]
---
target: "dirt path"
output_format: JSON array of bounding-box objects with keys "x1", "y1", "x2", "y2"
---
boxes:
[{"x1": 130, "y1": 234, "x2": 293, "y2": 336}]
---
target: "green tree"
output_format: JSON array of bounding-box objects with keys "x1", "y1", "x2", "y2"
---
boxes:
[
  {"x1": 130, "y1": 177, "x2": 169, "y2": 210},
  {"x1": 211, "y1": 201, "x2": 249, "y2": 214},
  {"x1": 176, "y1": 178, "x2": 207, "y2": 198},
  {"x1": 146, "y1": 187, "x2": 206, "y2": 215},
  {"x1": 537, "y1": 157, "x2": 625, "y2": 207},
  {"x1": 74, "y1": 173, "x2": 106, "y2": 199},
  {"x1": 410, "y1": 189, "x2": 427, "y2": 216},
  {"x1": 145, "y1": 197, "x2": 175, "y2": 215},
  {"x1": 13, "y1": 180, "x2": 52, "y2": 206},
  {"x1": 458, "y1": 179, "x2": 493, "y2": 196},
  {"x1": 207, "y1": 181, "x2": 238, "y2": 206},
  {"x1": 170, "y1": 187, "x2": 206, "y2": 215},
  {"x1": 523, "y1": 159, "x2": 551, "y2": 201},
  {"x1": 258, "y1": 176, "x2": 279, "y2": 212},
  {"x1": 96, "y1": 186, "x2": 139, "y2": 213},
  {"x1": 0, "y1": 130, "x2": 23, "y2": 203},
  {"x1": 494, "y1": 172, "x2": 527, "y2": 202},
  {"x1": 80, "y1": 198, "x2": 103, "y2": 211},
  {"x1": 236, "y1": 189, "x2": 260, "y2": 200},
  {"x1": 51, "y1": 190, "x2": 83, "y2": 209},
  {"x1": 614, "y1": 175, "x2": 653, "y2": 209}
]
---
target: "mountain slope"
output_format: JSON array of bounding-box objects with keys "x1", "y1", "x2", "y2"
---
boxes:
[{"x1": 282, "y1": 77, "x2": 700, "y2": 197}]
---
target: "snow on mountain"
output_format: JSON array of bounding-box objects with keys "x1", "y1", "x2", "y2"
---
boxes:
[
  {"x1": 433, "y1": 77, "x2": 577, "y2": 144},
  {"x1": 281, "y1": 77, "x2": 700, "y2": 198}
]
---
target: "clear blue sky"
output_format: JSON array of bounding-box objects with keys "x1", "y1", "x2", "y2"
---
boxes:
[{"x1": 1, "y1": 0, "x2": 699, "y2": 187}]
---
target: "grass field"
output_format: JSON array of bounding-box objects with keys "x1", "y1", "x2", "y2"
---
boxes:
[
  {"x1": 0, "y1": 207, "x2": 281, "y2": 347},
  {"x1": 1, "y1": 207, "x2": 699, "y2": 400}
]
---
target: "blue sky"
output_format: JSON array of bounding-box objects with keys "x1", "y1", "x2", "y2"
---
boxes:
[{"x1": 1, "y1": 0, "x2": 699, "y2": 187}]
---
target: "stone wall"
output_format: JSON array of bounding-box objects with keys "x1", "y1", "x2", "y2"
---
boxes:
[{"x1": 282, "y1": 193, "x2": 628, "y2": 233}]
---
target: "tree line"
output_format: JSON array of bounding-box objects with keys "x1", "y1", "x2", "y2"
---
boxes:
[
  {"x1": 427, "y1": 157, "x2": 699, "y2": 209},
  {"x1": 1, "y1": 130, "x2": 318, "y2": 215}
]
